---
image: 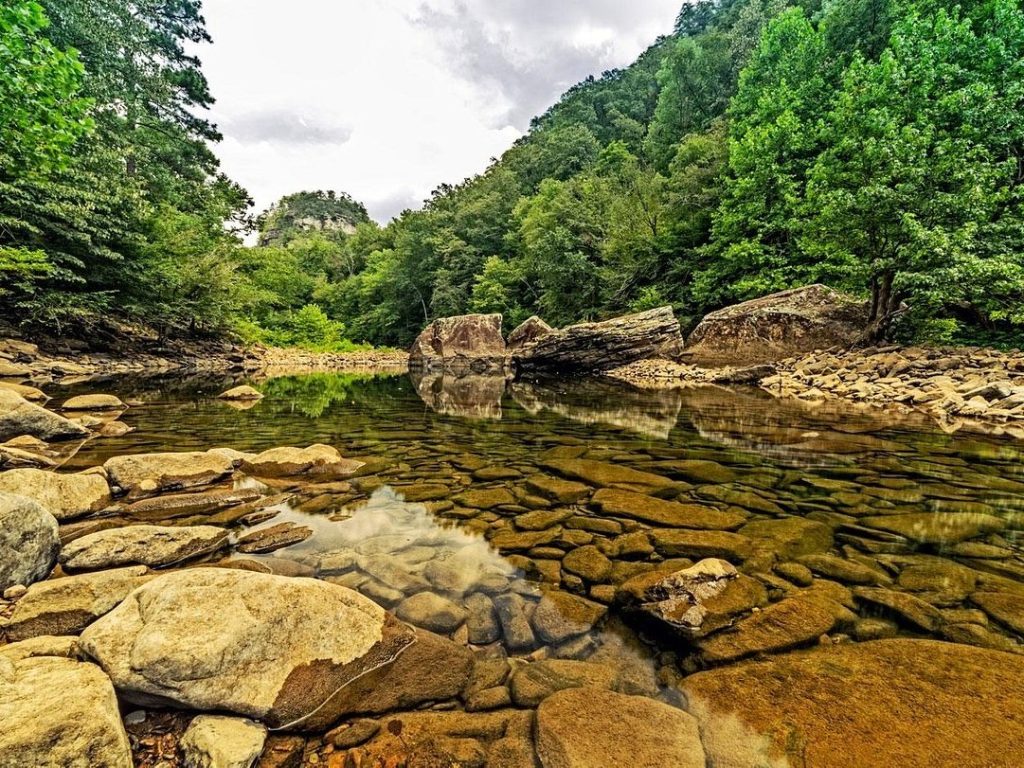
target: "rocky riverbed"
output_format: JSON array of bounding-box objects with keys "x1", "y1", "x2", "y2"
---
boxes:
[{"x1": 1, "y1": 371, "x2": 1023, "y2": 767}]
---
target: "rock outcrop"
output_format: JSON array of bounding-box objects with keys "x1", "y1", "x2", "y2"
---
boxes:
[
  {"x1": 0, "y1": 492, "x2": 59, "y2": 591},
  {"x1": 0, "y1": 389, "x2": 89, "y2": 441},
  {"x1": 685, "y1": 285, "x2": 869, "y2": 365},
  {"x1": 513, "y1": 307, "x2": 685, "y2": 373},
  {"x1": 0, "y1": 655, "x2": 133, "y2": 768},
  {"x1": 79, "y1": 569, "x2": 416, "y2": 729},
  {"x1": 408, "y1": 314, "x2": 509, "y2": 375},
  {"x1": 680, "y1": 639, "x2": 1024, "y2": 768},
  {"x1": 507, "y1": 316, "x2": 553, "y2": 351}
]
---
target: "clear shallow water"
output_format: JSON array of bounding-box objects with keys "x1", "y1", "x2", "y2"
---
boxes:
[{"x1": 50, "y1": 371, "x2": 1024, "y2": 763}]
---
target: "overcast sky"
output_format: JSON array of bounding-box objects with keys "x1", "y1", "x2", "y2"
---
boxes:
[{"x1": 199, "y1": 0, "x2": 682, "y2": 222}]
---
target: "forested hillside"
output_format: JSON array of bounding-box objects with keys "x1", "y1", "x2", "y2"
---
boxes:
[{"x1": 3, "y1": 0, "x2": 1023, "y2": 349}]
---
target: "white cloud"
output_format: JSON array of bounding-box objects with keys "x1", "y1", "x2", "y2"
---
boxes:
[{"x1": 198, "y1": 0, "x2": 681, "y2": 223}]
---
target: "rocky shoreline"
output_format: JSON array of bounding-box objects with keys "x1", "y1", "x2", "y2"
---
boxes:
[{"x1": 608, "y1": 344, "x2": 1024, "y2": 440}]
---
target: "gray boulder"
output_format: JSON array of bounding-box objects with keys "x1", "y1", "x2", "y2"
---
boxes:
[{"x1": 0, "y1": 492, "x2": 59, "y2": 591}]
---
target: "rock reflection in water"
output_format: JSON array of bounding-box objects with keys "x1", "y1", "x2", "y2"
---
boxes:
[
  {"x1": 510, "y1": 377, "x2": 683, "y2": 440},
  {"x1": 410, "y1": 371, "x2": 507, "y2": 421}
]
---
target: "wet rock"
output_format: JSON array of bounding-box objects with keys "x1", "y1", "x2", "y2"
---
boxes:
[
  {"x1": 775, "y1": 561, "x2": 814, "y2": 587},
  {"x1": 853, "y1": 587, "x2": 943, "y2": 632},
  {"x1": 513, "y1": 307, "x2": 685, "y2": 373},
  {"x1": 0, "y1": 492, "x2": 59, "y2": 592},
  {"x1": 507, "y1": 316, "x2": 554, "y2": 351},
  {"x1": 515, "y1": 508, "x2": 574, "y2": 531},
  {"x1": 396, "y1": 592, "x2": 468, "y2": 633},
  {"x1": 681, "y1": 639, "x2": 1024, "y2": 768},
  {"x1": 358, "y1": 554, "x2": 432, "y2": 594},
  {"x1": 327, "y1": 718, "x2": 380, "y2": 749},
  {"x1": 454, "y1": 487, "x2": 517, "y2": 509},
  {"x1": 650, "y1": 529, "x2": 753, "y2": 562},
  {"x1": 180, "y1": 715, "x2": 267, "y2": 768},
  {"x1": 591, "y1": 488, "x2": 745, "y2": 530},
  {"x1": 797, "y1": 554, "x2": 892, "y2": 586},
  {"x1": 607, "y1": 530, "x2": 654, "y2": 558},
  {"x1": 493, "y1": 593, "x2": 537, "y2": 651},
  {"x1": 0, "y1": 443, "x2": 57, "y2": 469},
  {"x1": 525, "y1": 475, "x2": 590, "y2": 504},
  {"x1": 0, "y1": 381, "x2": 48, "y2": 402},
  {"x1": 125, "y1": 486, "x2": 263, "y2": 521},
  {"x1": 79, "y1": 569, "x2": 415, "y2": 730},
  {"x1": 685, "y1": 284, "x2": 869, "y2": 365},
  {"x1": 61, "y1": 394, "x2": 126, "y2": 411},
  {"x1": 562, "y1": 545, "x2": 612, "y2": 582},
  {"x1": 60, "y1": 524, "x2": 229, "y2": 571},
  {"x1": 409, "y1": 313, "x2": 509, "y2": 374},
  {"x1": 697, "y1": 595, "x2": 839, "y2": 663},
  {"x1": 465, "y1": 592, "x2": 501, "y2": 644},
  {"x1": 897, "y1": 560, "x2": 977, "y2": 603},
  {"x1": 0, "y1": 389, "x2": 89, "y2": 441},
  {"x1": 860, "y1": 512, "x2": 1006, "y2": 545},
  {"x1": 541, "y1": 459, "x2": 678, "y2": 496},
  {"x1": 510, "y1": 659, "x2": 618, "y2": 707},
  {"x1": 619, "y1": 559, "x2": 767, "y2": 638},
  {"x1": 740, "y1": 517, "x2": 834, "y2": 560},
  {"x1": 0, "y1": 468, "x2": 110, "y2": 521},
  {"x1": 236, "y1": 522, "x2": 313, "y2": 554},
  {"x1": 218, "y1": 385, "x2": 264, "y2": 401},
  {"x1": 531, "y1": 591, "x2": 607, "y2": 644},
  {"x1": 241, "y1": 444, "x2": 364, "y2": 478},
  {"x1": 104, "y1": 451, "x2": 235, "y2": 497},
  {"x1": 2, "y1": 566, "x2": 153, "y2": 641},
  {"x1": 536, "y1": 687, "x2": 704, "y2": 768},
  {"x1": 0, "y1": 655, "x2": 133, "y2": 768},
  {"x1": 971, "y1": 591, "x2": 1024, "y2": 635}
]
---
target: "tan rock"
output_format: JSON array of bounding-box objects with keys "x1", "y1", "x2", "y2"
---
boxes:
[
  {"x1": 218, "y1": 385, "x2": 264, "y2": 402},
  {"x1": 104, "y1": 451, "x2": 235, "y2": 496},
  {"x1": 240, "y1": 444, "x2": 364, "y2": 478},
  {"x1": 0, "y1": 492, "x2": 59, "y2": 592},
  {"x1": 0, "y1": 389, "x2": 89, "y2": 442},
  {"x1": 0, "y1": 468, "x2": 110, "y2": 521},
  {"x1": 61, "y1": 394, "x2": 126, "y2": 411},
  {"x1": 180, "y1": 715, "x2": 267, "y2": 768},
  {"x1": 60, "y1": 525, "x2": 229, "y2": 571}
]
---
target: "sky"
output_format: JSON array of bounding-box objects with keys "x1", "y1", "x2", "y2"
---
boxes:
[{"x1": 198, "y1": 0, "x2": 683, "y2": 223}]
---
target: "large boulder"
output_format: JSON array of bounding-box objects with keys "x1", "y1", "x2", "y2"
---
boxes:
[
  {"x1": 680, "y1": 639, "x2": 1024, "y2": 768},
  {"x1": 507, "y1": 316, "x2": 553, "y2": 351},
  {"x1": 513, "y1": 307, "x2": 685, "y2": 373},
  {"x1": 685, "y1": 285, "x2": 869, "y2": 365},
  {"x1": 104, "y1": 451, "x2": 235, "y2": 497},
  {"x1": 0, "y1": 492, "x2": 59, "y2": 591},
  {"x1": 0, "y1": 468, "x2": 111, "y2": 521},
  {"x1": 0, "y1": 655, "x2": 133, "y2": 768},
  {"x1": 79, "y1": 569, "x2": 415, "y2": 729},
  {"x1": 0, "y1": 389, "x2": 89, "y2": 442},
  {"x1": 408, "y1": 314, "x2": 509, "y2": 374},
  {"x1": 60, "y1": 524, "x2": 229, "y2": 571},
  {"x1": 536, "y1": 687, "x2": 705, "y2": 768}
]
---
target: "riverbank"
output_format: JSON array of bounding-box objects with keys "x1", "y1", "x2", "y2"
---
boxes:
[
  {"x1": 0, "y1": 335, "x2": 408, "y2": 384},
  {"x1": 609, "y1": 345, "x2": 1024, "y2": 440}
]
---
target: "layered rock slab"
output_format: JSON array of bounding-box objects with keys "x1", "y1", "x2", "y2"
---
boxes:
[
  {"x1": 60, "y1": 524, "x2": 229, "y2": 571},
  {"x1": 680, "y1": 639, "x2": 1024, "y2": 768},
  {"x1": 79, "y1": 569, "x2": 416, "y2": 729}
]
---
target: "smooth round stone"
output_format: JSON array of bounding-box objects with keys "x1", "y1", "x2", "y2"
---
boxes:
[{"x1": 396, "y1": 592, "x2": 468, "y2": 633}]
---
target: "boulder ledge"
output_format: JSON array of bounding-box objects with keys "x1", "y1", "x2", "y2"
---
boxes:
[{"x1": 408, "y1": 314, "x2": 508, "y2": 375}]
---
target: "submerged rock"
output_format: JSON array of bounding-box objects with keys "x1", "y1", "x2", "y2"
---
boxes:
[
  {"x1": 510, "y1": 660, "x2": 618, "y2": 707},
  {"x1": 532, "y1": 591, "x2": 608, "y2": 644},
  {"x1": 0, "y1": 492, "x2": 59, "y2": 592},
  {"x1": 104, "y1": 451, "x2": 235, "y2": 497},
  {"x1": 514, "y1": 307, "x2": 685, "y2": 373},
  {"x1": 79, "y1": 569, "x2": 415, "y2": 729},
  {"x1": 540, "y1": 459, "x2": 679, "y2": 496},
  {"x1": 60, "y1": 524, "x2": 229, "y2": 571},
  {"x1": 0, "y1": 468, "x2": 110, "y2": 521},
  {"x1": 860, "y1": 512, "x2": 1005, "y2": 545},
  {"x1": 681, "y1": 639, "x2": 1024, "y2": 768},
  {"x1": 409, "y1": 313, "x2": 509, "y2": 374},
  {"x1": 0, "y1": 389, "x2": 89, "y2": 442},
  {"x1": 180, "y1": 715, "x2": 267, "y2": 768},
  {"x1": 592, "y1": 488, "x2": 746, "y2": 530},
  {"x1": 0, "y1": 655, "x2": 133, "y2": 768},
  {"x1": 536, "y1": 687, "x2": 705, "y2": 768},
  {"x1": 697, "y1": 595, "x2": 839, "y2": 663},
  {"x1": 685, "y1": 284, "x2": 869, "y2": 365}
]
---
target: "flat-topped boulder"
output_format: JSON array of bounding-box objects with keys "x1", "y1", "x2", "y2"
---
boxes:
[
  {"x1": 0, "y1": 492, "x2": 59, "y2": 591},
  {"x1": 3, "y1": 566, "x2": 153, "y2": 641},
  {"x1": 0, "y1": 468, "x2": 110, "y2": 521},
  {"x1": 61, "y1": 394, "x2": 126, "y2": 411},
  {"x1": 409, "y1": 313, "x2": 508, "y2": 374},
  {"x1": 680, "y1": 639, "x2": 1024, "y2": 768},
  {"x1": 513, "y1": 307, "x2": 685, "y2": 373},
  {"x1": 80, "y1": 569, "x2": 416, "y2": 729},
  {"x1": 685, "y1": 284, "x2": 870, "y2": 365},
  {"x1": 241, "y1": 444, "x2": 364, "y2": 478},
  {"x1": 60, "y1": 524, "x2": 229, "y2": 571},
  {"x1": 0, "y1": 389, "x2": 89, "y2": 442},
  {"x1": 104, "y1": 451, "x2": 235, "y2": 496},
  {"x1": 0, "y1": 655, "x2": 133, "y2": 768},
  {"x1": 218, "y1": 385, "x2": 264, "y2": 401}
]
